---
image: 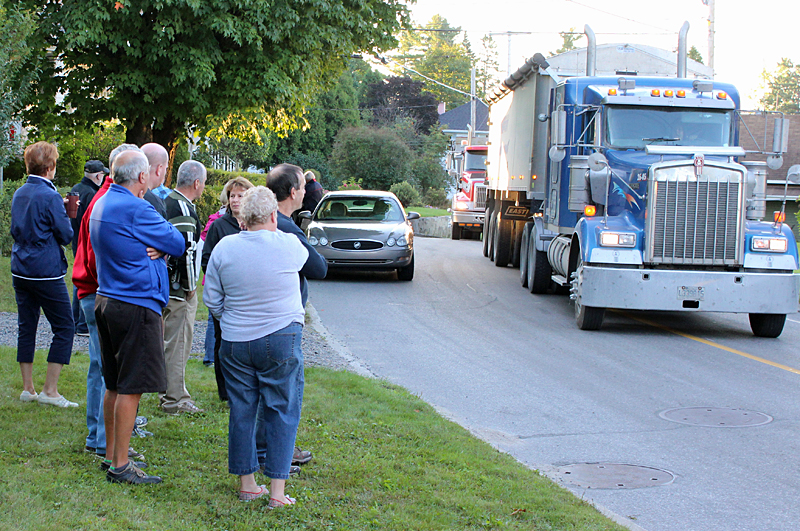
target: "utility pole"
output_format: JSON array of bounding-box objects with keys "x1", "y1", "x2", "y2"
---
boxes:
[
  {"x1": 703, "y1": 0, "x2": 715, "y2": 74},
  {"x1": 488, "y1": 31, "x2": 532, "y2": 75},
  {"x1": 469, "y1": 67, "x2": 476, "y2": 145}
]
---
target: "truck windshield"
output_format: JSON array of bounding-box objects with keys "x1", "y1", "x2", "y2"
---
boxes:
[
  {"x1": 464, "y1": 151, "x2": 487, "y2": 171},
  {"x1": 605, "y1": 106, "x2": 732, "y2": 149}
]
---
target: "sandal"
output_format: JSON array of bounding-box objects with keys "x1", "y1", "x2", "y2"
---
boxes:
[
  {"x1": 239, "y1": 485, "x2": 268, "y2": 502},
  {"x1": 267, "y1": 496, "x2": 296, "y2": 509}
]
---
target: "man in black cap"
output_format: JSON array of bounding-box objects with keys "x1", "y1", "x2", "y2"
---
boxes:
[{"x1": 69, "y1": 160, "x2": 108, "y2": 336}]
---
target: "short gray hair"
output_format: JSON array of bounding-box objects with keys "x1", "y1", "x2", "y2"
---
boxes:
[
  {"x1": 112, "y1": 151, "x2": 149, "y2": 186},
  {"x1": 175, "y1": 160, "x2": 207, "y2": 188},
  {"x1": 240, "y1": 186, "x2": 278, "y2": 228},
  {"x1": 109, "y1": 143, "x2": 141, "y2": 169}
]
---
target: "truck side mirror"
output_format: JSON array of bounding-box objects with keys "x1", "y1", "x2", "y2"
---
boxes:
[{"x1": 787, "y1": 164, "x2": 800, "y2": 184}]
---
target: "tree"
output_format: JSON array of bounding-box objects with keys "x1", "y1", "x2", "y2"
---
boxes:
[
  {"x1": 330, "y1": 126, "x2": 412, "y2": 190},
  {"x1": 18, "y1": 0, "x2": 408, "y2": 173},
  {"x1": 362, "y1": 76, "x2": 439, "y2": 134},
  {"x1": 394, "y1": 15, "x2": 473, "y2": 110},
  {"x1": 759, "y1": 58, "x2": 800, "y2": 113},
  {"x1": 688, "y1": 46, "x2": 704, "y2": 65},
  {"x1": 552, "y1": 28, "x2": 583, "y2": 56},
  {"x1": 475, "y1": 35, "x2": 501, "y2": 98},
  {"x1": 0, "y1": 2, "x2": 36, "y2": 168}
]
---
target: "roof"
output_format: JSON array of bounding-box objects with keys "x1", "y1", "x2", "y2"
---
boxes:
[
  {"x1": 323, "y1": 190, "x2": 399, "y2": 198},
  {"x1": 438, "y1": 100, "x2": 489, "y2": 132}
]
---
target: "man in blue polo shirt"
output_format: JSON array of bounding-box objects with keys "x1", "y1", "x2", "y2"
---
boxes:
[{"x1": 90, "y1": 150, "x2": 185, "y2": 485}]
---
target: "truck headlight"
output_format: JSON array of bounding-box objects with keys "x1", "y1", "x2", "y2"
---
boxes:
[
  {"x1": 751, "y1": 236, "x2": 788, "y2": 252},
  {"x1": 455, "y1": 201, "x2": 468, "y2": 210},
  {"x1": 599, "y1": 232, "x2": 636, "y2": 247}
]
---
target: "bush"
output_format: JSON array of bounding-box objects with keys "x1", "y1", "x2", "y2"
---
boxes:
[
  {"x1": 283, "y1": 151, "x2": 333, "y2": 191},
  {"x1": 423, "y1": 188, "x2": 448, "y2": 209},
  {"x1": 338, "y1": 177, "x2": 362, "y2": 191},
  {"x1": 0, "y1": 180, "x2": 25, "y2": 256},
  {"x1": 331, "y1": 126, "x2": 412, "y2": 191},
  {"x1": 389, "y1": 181, "x2": 420, "y2": 208}
]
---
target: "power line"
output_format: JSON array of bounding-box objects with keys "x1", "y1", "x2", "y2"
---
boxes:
[{"x1": 563, "y1": 0, "x2": 675, "y2": 33}]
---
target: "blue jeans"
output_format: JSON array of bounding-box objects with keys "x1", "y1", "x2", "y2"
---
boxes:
[
  {"x1": 80, "y1": 294, "x2": 106, "y2": 453},
  {"x1": 203, "y1": 311, "x2": 215, "y2": 365},
  {"x1": 220, "y1": 323, "x2": 304, "y2": 478},
  {"x1": 72, "y1": 285, "x2": 87, "y2": 334}
]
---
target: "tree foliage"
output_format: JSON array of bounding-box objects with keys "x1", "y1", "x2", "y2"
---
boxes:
[
  {"x1": 362, "y1": 76, "x2": 439, "y2": 134},
  {"x1": 0, "y1": 1, "x2": 36, "y2": 167},
  {"x1": 475, "y1": 35, "x2": 500, "y2": 98},
  {"x1": 330, "y1": 126, "x2": 412, "y2": 190},
  {"x1": 688, "y1": 46, "x2": 704, "y2": 65},
  {"x1": 552, "y1": 28, "x2": 583, "y2": 56},
  {"x1": 18, "y1": 0, "x2": 408, "y2": 168},
  {"x1": 759, "y1": 58, "x2": 800, "y2": 113}
]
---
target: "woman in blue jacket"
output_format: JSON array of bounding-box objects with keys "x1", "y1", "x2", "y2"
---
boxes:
[{"x1": 11, "y1": 142, "x2": 78, "y2": 408}]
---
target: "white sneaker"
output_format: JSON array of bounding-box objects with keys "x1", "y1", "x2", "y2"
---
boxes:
[
  {"x1": 20, "y1": 390, "x2": 38, "y2": 402},
  {"x1": 38, "y1": 394, "x2": 79, "y2": 408}
]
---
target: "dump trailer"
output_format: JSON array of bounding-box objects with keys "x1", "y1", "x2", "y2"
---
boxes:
[{"x1": 482, "y1": 23, "x2": 800, "y2": 337}]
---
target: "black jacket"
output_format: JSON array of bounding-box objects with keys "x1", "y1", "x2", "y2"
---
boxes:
[
  {"x1": 165, "y1": 190, "x2": 202, "y2": 299},
  {"x1": 277, "y1": 211, "x2": 327, "y2": 306},
  {"x1": 201, "y1": 211, "x2": 241, "y2": 274},
  {"x1": 69, "y1": 176, "x2": 100, "y2": 253},
  {"x1": 144, "y1": 188, "x2": 167, "y2": 219}
]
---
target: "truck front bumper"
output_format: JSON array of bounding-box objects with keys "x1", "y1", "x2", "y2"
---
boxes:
[
  {"x1": 580, "y1": 266, "x2": 800, "y2": 314},
  {"x1": 452, "y1": 211, "x2": 485, "y2": 226}
]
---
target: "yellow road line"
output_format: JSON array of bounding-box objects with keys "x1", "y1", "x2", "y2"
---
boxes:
[{"x1": 618, "y1": 312, "x2": 800, "y2": 376}]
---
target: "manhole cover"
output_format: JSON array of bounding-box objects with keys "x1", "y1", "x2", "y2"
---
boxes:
[
  {"x1": 659, "y1": 407, "x2": 772, "y2": 428},
  {"x1": 557, "y1": 463, "x2": 674, "y2": 489}
]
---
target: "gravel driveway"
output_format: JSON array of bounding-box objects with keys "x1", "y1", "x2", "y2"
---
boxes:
[{"x1": 0, "y1": 307, "x2": 354, "y2": 372}]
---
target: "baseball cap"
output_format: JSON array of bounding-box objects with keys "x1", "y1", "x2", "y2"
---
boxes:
[{"x1": 85, "y1": 160, "x2": 110, "y2": 174}]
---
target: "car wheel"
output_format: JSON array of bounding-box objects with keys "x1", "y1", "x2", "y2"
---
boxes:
[{"x1": 397, "y1": 254, "x2": 414, "y2": 281}]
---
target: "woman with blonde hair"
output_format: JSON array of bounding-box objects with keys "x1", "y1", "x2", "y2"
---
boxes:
[
  {"x1": 201, "y1": 176, "x2": 254, "y2": 401},
  {"x1": 204, "y1": 186, "x2": 307, "y2": 507}
]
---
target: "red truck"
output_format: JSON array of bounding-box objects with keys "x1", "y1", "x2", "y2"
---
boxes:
[{"x1": 450, "y1": 144, "x2": 488, "y2": 239}]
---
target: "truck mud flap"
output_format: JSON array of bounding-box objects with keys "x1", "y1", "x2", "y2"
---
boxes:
[{"x1": 499, "y1": 204, "x2": 530, "y2": 221}]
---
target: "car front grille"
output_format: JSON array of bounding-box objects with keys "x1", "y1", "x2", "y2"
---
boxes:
[
  {"x1": 331, "y1": 240, "x2": 384, "y2": 251},
  {"x1": 326, "y1": 259, "x2": 394, "y2": 265},
  {"x1": 645, "y1": 164, "x2": 744, "y2": 266}
]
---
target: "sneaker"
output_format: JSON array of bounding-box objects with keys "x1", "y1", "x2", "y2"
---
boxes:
[
  {"x1": 106, "y1": 461, "x2": 162, "y2": 484},
  {"x1": 38, "y1": 394, "x2": 79, "y2": 408},
  {"x1": 128, "y1": 447, "x2": 145, "y2": 460},
  {"x1": 292, "y1": 447, "x2": 313, "y2": 465},
  {"x1": 135, "y1": 415, "x2": 148, "y2": 427},
  {"x1": 132, "y1": 426, "x2": 153, "y2": 438},
  {"x1": 163, "y1": 402, "x2": 204, "y2": 415},
  {"x1": 289, "y1": 465, "x2": 301, "y2": 476},
  {"x1": 100, "y1": 460, "x2": 147, "y2": 471},
  {"x1": 20, "y1": 390, "x2": 38, "y2": 403}
]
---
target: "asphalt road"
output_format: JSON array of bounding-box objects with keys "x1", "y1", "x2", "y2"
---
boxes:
[{"x1": 308, "y1": 236, "x2": 800, "y2": 531}]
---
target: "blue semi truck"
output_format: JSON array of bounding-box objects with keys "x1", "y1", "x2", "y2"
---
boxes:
[{"x1": 482, "y1": 24, "x2": 800, "y2": 337}]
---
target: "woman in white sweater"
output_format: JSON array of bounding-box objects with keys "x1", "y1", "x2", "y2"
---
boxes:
[{"x1": 203, "y1": 186, "x2": 308, "y2": 507}]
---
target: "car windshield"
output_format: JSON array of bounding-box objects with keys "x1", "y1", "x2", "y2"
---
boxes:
[
  {"x1": 315, "y1": 197, "x2": 405, "y2": 222},
  {"x1": 605, "y1": 105, "x2": 732, "y2": 149}
]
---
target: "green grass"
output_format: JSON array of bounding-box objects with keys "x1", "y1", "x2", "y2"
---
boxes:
[
  {"x1": 408, "y1": 206, "x2": 450, "y2": 217},
  {"x1": 0, "y1": 347, "x2": 625, "y2": 531}
]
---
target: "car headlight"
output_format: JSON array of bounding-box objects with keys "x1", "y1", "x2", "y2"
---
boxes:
[
  {"x1": 599, "y1": 232, "x2": 636, "y2": 247},
  {"x1": 751, "y1": 236, "x2": 788, "y2": 252},
  {"x1": 386, "y1": 237, "x2": 396, "y2": 247},
  {"x1": 319, "y1": 237, "x2": 328, "y2": 246},
  {"x1": 308, "y1": 236, "x2": 318, "y2": 246},
  {"x1": 397, "y1": 236, "x2": 408, "y2": 247}
]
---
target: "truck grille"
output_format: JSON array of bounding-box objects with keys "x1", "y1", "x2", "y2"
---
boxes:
[
  {"x1": 646, "y1": 165, "x2": 744, "y2": 266},
  {"x1": 474, "y1": 185, "x2": 487, "y2": 209}
]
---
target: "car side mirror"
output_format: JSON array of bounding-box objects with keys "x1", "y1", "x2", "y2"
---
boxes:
[
  {"x1": 298, "y1": 211, "x2": 312, "y2": 220},
  {"x1": 406, "y1": 211, "x2": 421, "y2": 220}
]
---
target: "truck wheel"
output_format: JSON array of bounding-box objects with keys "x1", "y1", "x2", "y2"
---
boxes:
[
  {"x1": 572, "y1": 254, "x2": 604, "y2": 330},
  {"x1": 482, "y1": 204, "x2": 493, "y2": 257},
  {"x1": 488, "y1": 211, "x2": 497, "y2": 261},
  {"x1": 749, "y1": 313, "x2": 786, "y2": 338},
  {"x1": 519, "y1": 223, "x2": 532, "y2": 287},
  {"x1": 451, "y1": 222, "x2": 462, "y2": 240},
  {"x1": 527, "y1": 225, "x2": 551, "y2": 294},
  {"x1": 397, "y1": 254, "x2": 414, "y2": 281},
  {"x1": 494, "y1": 212, "x2": 512, "y2": 267},
  {"x1": 511, "y1": 221, "x2": 523, "y2": 269}
]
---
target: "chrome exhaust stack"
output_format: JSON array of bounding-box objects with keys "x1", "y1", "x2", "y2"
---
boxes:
[
  {"x1": 584, "y1": 25, "x2": 596, "y2": 77},
  {"x1": 677, "y1": 21, "x2": 690, "y2": 78}
]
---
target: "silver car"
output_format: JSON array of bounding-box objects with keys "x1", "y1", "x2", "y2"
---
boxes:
[{"x1": 300, "y1": 191, "x2": 419, "y2": 280}]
